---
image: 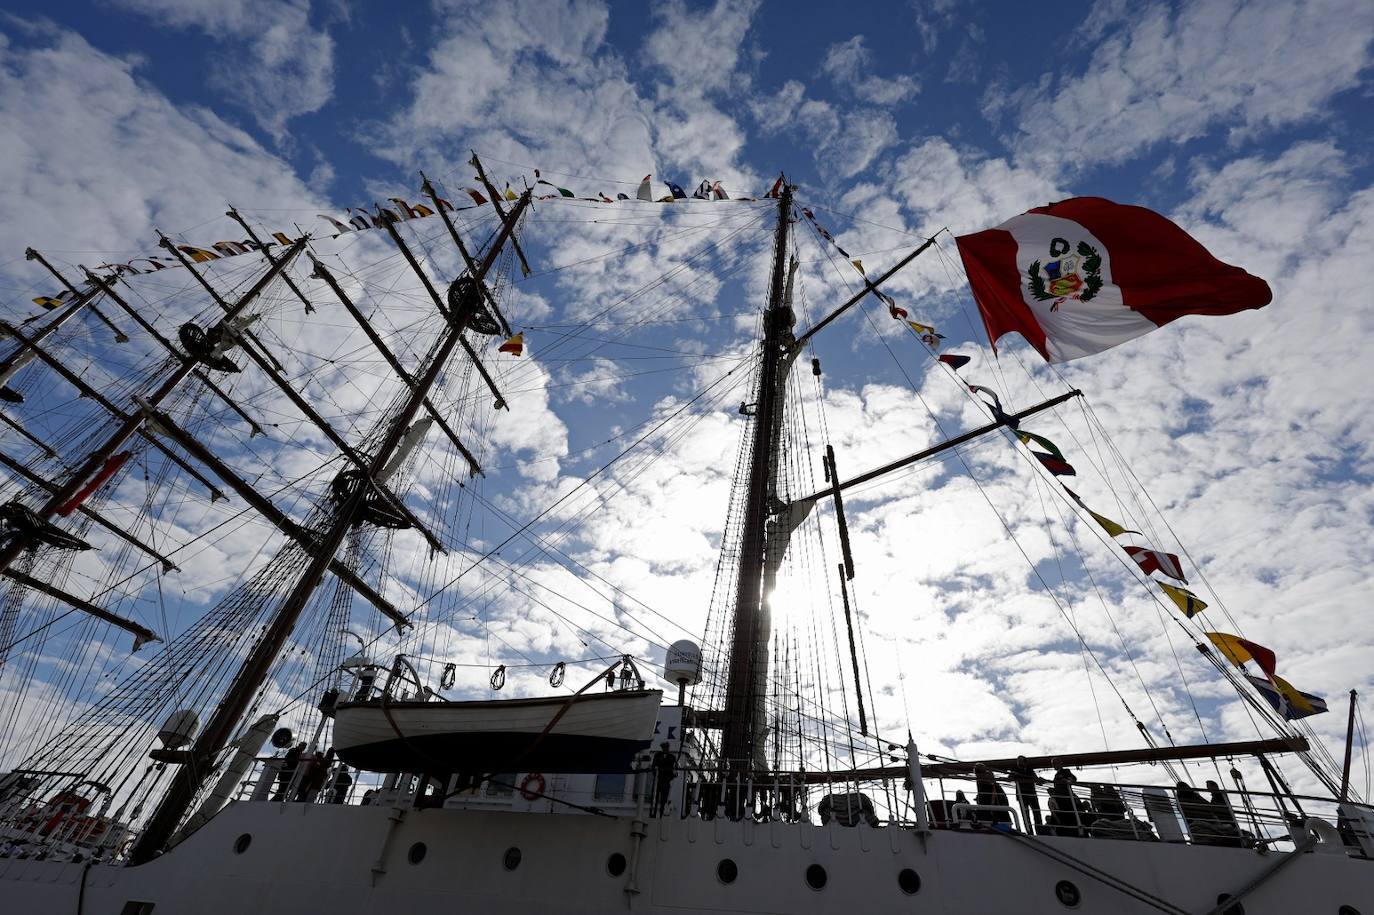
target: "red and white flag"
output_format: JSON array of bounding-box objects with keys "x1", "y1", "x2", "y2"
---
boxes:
[
  {"x1": 1123, "y1": 546, "x2": 1186, "y2": 582},
  {"x1": 955, "y1": 197, "x2": 1271, "y2": 363}
]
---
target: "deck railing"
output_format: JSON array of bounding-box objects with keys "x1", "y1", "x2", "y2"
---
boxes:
[{"x1": 6, "y1": 758, "x2": 1372, "y2": 864}]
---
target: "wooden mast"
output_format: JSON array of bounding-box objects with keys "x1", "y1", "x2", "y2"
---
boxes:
[
  {"x1": 307, "y1": 255, "x2": 483, "y2": 476},
  {"x1": 25, "y1": 253, "x2": 269, "y2": 438},
  {"x1": 156, "y1": 241, "x2": 447, "y2": 552},
  {"x1": 0, "y1": 240, "x2": 305, "y2": 575},
  {"x1": 128, "y1": 189, "x2": 532, "y2": 863},
  {"x1": 720, "y1": 182, "x2": 793, "y2": 774}
]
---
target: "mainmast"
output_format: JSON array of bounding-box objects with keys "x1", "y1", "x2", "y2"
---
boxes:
[
  {"x1": 720, "y1": 183, "x2": 793, "y2": 774},
  {"x1": 128, "y1": 188, "x2": 532, "y2": 863}
]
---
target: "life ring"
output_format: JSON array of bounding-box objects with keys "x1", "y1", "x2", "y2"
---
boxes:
[{"x1": 519, "y1": 773, "x2": 546, "y2": 801}]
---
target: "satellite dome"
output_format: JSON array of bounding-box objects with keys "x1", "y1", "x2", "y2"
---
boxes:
[{"x1": 664, "y1": 640, "x2": 702, "y2": 686}]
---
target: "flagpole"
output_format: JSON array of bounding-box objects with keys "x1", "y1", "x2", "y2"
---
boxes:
[
  {"x1": 792, "y1": 232, "x2": 942, "y2": 349},
  {"x1": 788, "y1": 389, "x2": 1082, "y2": 506},
  {"x1": 1340, "y1": 688, "x2": 1358, "y2": 803}
]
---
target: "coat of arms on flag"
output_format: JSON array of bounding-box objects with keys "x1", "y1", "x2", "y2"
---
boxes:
[{"x1": 1028, "y1": 237, "x2": 1103, "y2": 310}]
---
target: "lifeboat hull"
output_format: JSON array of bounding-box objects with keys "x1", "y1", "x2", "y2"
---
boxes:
[{"x1": 332, "y1": 689, "x2": 663, "y2": 773}]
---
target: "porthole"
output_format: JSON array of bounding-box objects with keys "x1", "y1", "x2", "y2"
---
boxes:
[
  {"x1": 806, "y1": 863, "x2": 828, "y2": 890},
  {"x1": 897, "y1": 868, "x2": 921, "y2": 895},
  {"x1": 1055, "y1": 879, "x2": 1081, "y2": 907},
  {"x1": 606, "y1": 852, "x2": 627, "y2": 877},
  {"x1": 716, "y1": 858, "x2": 738, "y2": 884},
  {"x1": 1339, "y1": 906, "x2": 1362, "y2": 915},
  {"x1": 407, "y1": 842, "x2": 427, "y2": 865},
  {"x1": 503, "y1": 846, "x2": 522, "y2": 871},
  {"x1": 1216, "y1": 895, "x2": 1244, "y2": 915},
  {"x1": 233, "y1": 833, "x2": 252, "y2": 855}
]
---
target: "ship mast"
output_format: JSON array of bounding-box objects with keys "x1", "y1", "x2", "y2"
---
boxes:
[
  {"x1": 0, "y1": 241, "x2": 305, "y2": 575},
  {"x1": 714, "y1": 191, "x2": 1061, "y2": 777},
  {"x1": 720, "y1": 183, "x2": 794, "y2": 774},
  {"x1": 129, "y1": 189, "x2": 532, "y2": 862}
]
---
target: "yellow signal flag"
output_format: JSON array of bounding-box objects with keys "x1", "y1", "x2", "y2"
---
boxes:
[
  {"x1": 906, "y1": 321, "x2": 936, "y2": 336},
  {"x1": 1158, "y1": 582, "x2": 1207, "y2": 618},
  {"x1": 1204, "y1": 631, "x2": 1276, "y2": 678},
  {"x1": 497, "y1": 332, "x2": 525, "y2": 356},
  {"x1": 851, "y1": 259, "x2": 865, "y2": 275},
  {"x1": 33, "y1": 296, "x2": 65, "y2": 309},
  {"x1": 1089, "y1": 509, "x2": 1138, "y2": 539}
]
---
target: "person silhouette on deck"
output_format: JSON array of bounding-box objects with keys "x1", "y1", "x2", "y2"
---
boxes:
[
  {"x1": 1204, "y1": 778, "x2": 1244, "y2": 847},
  {"x1": 295, "y1": 747, "x2": 334, "y2": 802},
  {"x1": 1176, "y1": 780, "x2": 1230, "y2": 844},
  {"x1": 1089, "y1": 782, "x2": 1127, "y2": 820},
  {"x1": 1205, "y1": 780, "x2": 1237, "y2": 826},
  {"x1": 327, "y1": 766, "x2": 353, "y2": 804},
  {"x1": 1009, "y1": 756, "x2": 1044, "y2": 832},
  {"x1": 1047, "y1": 767, "x2": 1092, "y2": 837},
  {"x1": 650, "y1": 742, "x2": 676, "y2": 818},
  {"x1": 953, "y1": 789, "x2": 974, "y2": 827},
  {"x1": 273, "y1": 742, "x2": 305, "y2": 801},
  {"x1": 973, "y1": 763, "x2": 1012, "y2": 826}
]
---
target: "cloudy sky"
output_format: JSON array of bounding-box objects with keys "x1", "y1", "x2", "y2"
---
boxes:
[{"x1": 2, "y1": 0, "x2": 1373, "y2": 797}]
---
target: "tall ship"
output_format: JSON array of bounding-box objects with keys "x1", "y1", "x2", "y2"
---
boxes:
[{"x1": 0, "y1": 158, "x2": 1370, "y2": 913}]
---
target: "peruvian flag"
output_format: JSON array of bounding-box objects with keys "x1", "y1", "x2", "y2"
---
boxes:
[{"x1": 955, "y1": 197, "x2": 1271, "y2": 363}]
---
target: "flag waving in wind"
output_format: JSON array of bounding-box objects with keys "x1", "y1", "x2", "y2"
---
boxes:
[
  {"x1": 1205, "y1": 632, "x2": 1276, "y2": 679},
  {"x1": 967, "y1": 384, "x2": 1018, "y2": 429},
  {"x1": 955, "y1": 197, "x2": 1271, "y2": 362},
  {"x1": 1124, "y1": 545, "x2": 1186, "y2": 581},
  {"x1": 1245, "y1": 674, "x2": 1327, "y2": 720},
  {"x1": 1158, "y1": 582, "x2": 1207, "y2": 618}
]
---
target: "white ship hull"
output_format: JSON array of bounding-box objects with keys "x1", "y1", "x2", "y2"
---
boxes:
[
  {"x1": 3, "y1": 800, "x2": 1372, "y2": 913},
  {"x1": 333, "y1": 689, "x2": 664, "y2": 773}
]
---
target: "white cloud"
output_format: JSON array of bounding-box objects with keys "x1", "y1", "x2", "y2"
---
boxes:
[
  {"x1": 0, "y1": 21, "x2": 323, "y2": 296},
  {"x1": 750, "y1": 80, "x2": 900, "y2": 178},
  {"x1": 992, "y1": 0, "x2": 1374, "y2": 175},
  {"x1": 108, "y1": 0, "x2": 337, "y2": 143},
  {"x1": 887, "y1": 136, "x2": 1063, "y2": 234},
  {"x1": 822, "y1": 35, "x2": 919, "y2": 106},
  {"x1": 641, "y1": 0, "x2": 761, "y2": 95}
]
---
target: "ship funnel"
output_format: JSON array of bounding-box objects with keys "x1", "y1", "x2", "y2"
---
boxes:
[
  {"x1": 664, "y1": 640, "x2": 702, "y2": 706},
  {"x1": 157, "y1": 709, "x2": 199, "y2": 750}
]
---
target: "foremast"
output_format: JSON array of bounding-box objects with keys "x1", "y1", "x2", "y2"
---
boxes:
[
  {"x1": 0, "y1": 241, "x2": 306, "y2": 575},
  {"x1": 128, "y1": 188, "x2": 533, "y2": 862},
  {"x1": 720, "y1": 183, "x2": 794, "y2": 775}
]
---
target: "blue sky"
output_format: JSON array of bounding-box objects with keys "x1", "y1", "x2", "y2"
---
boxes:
[
  {"x1": 2, "y1": 0, "x2": 1374, "y2": 791},
  {"x1": 14, "y1": 0, "x2": 1370, "y2": 221}
]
